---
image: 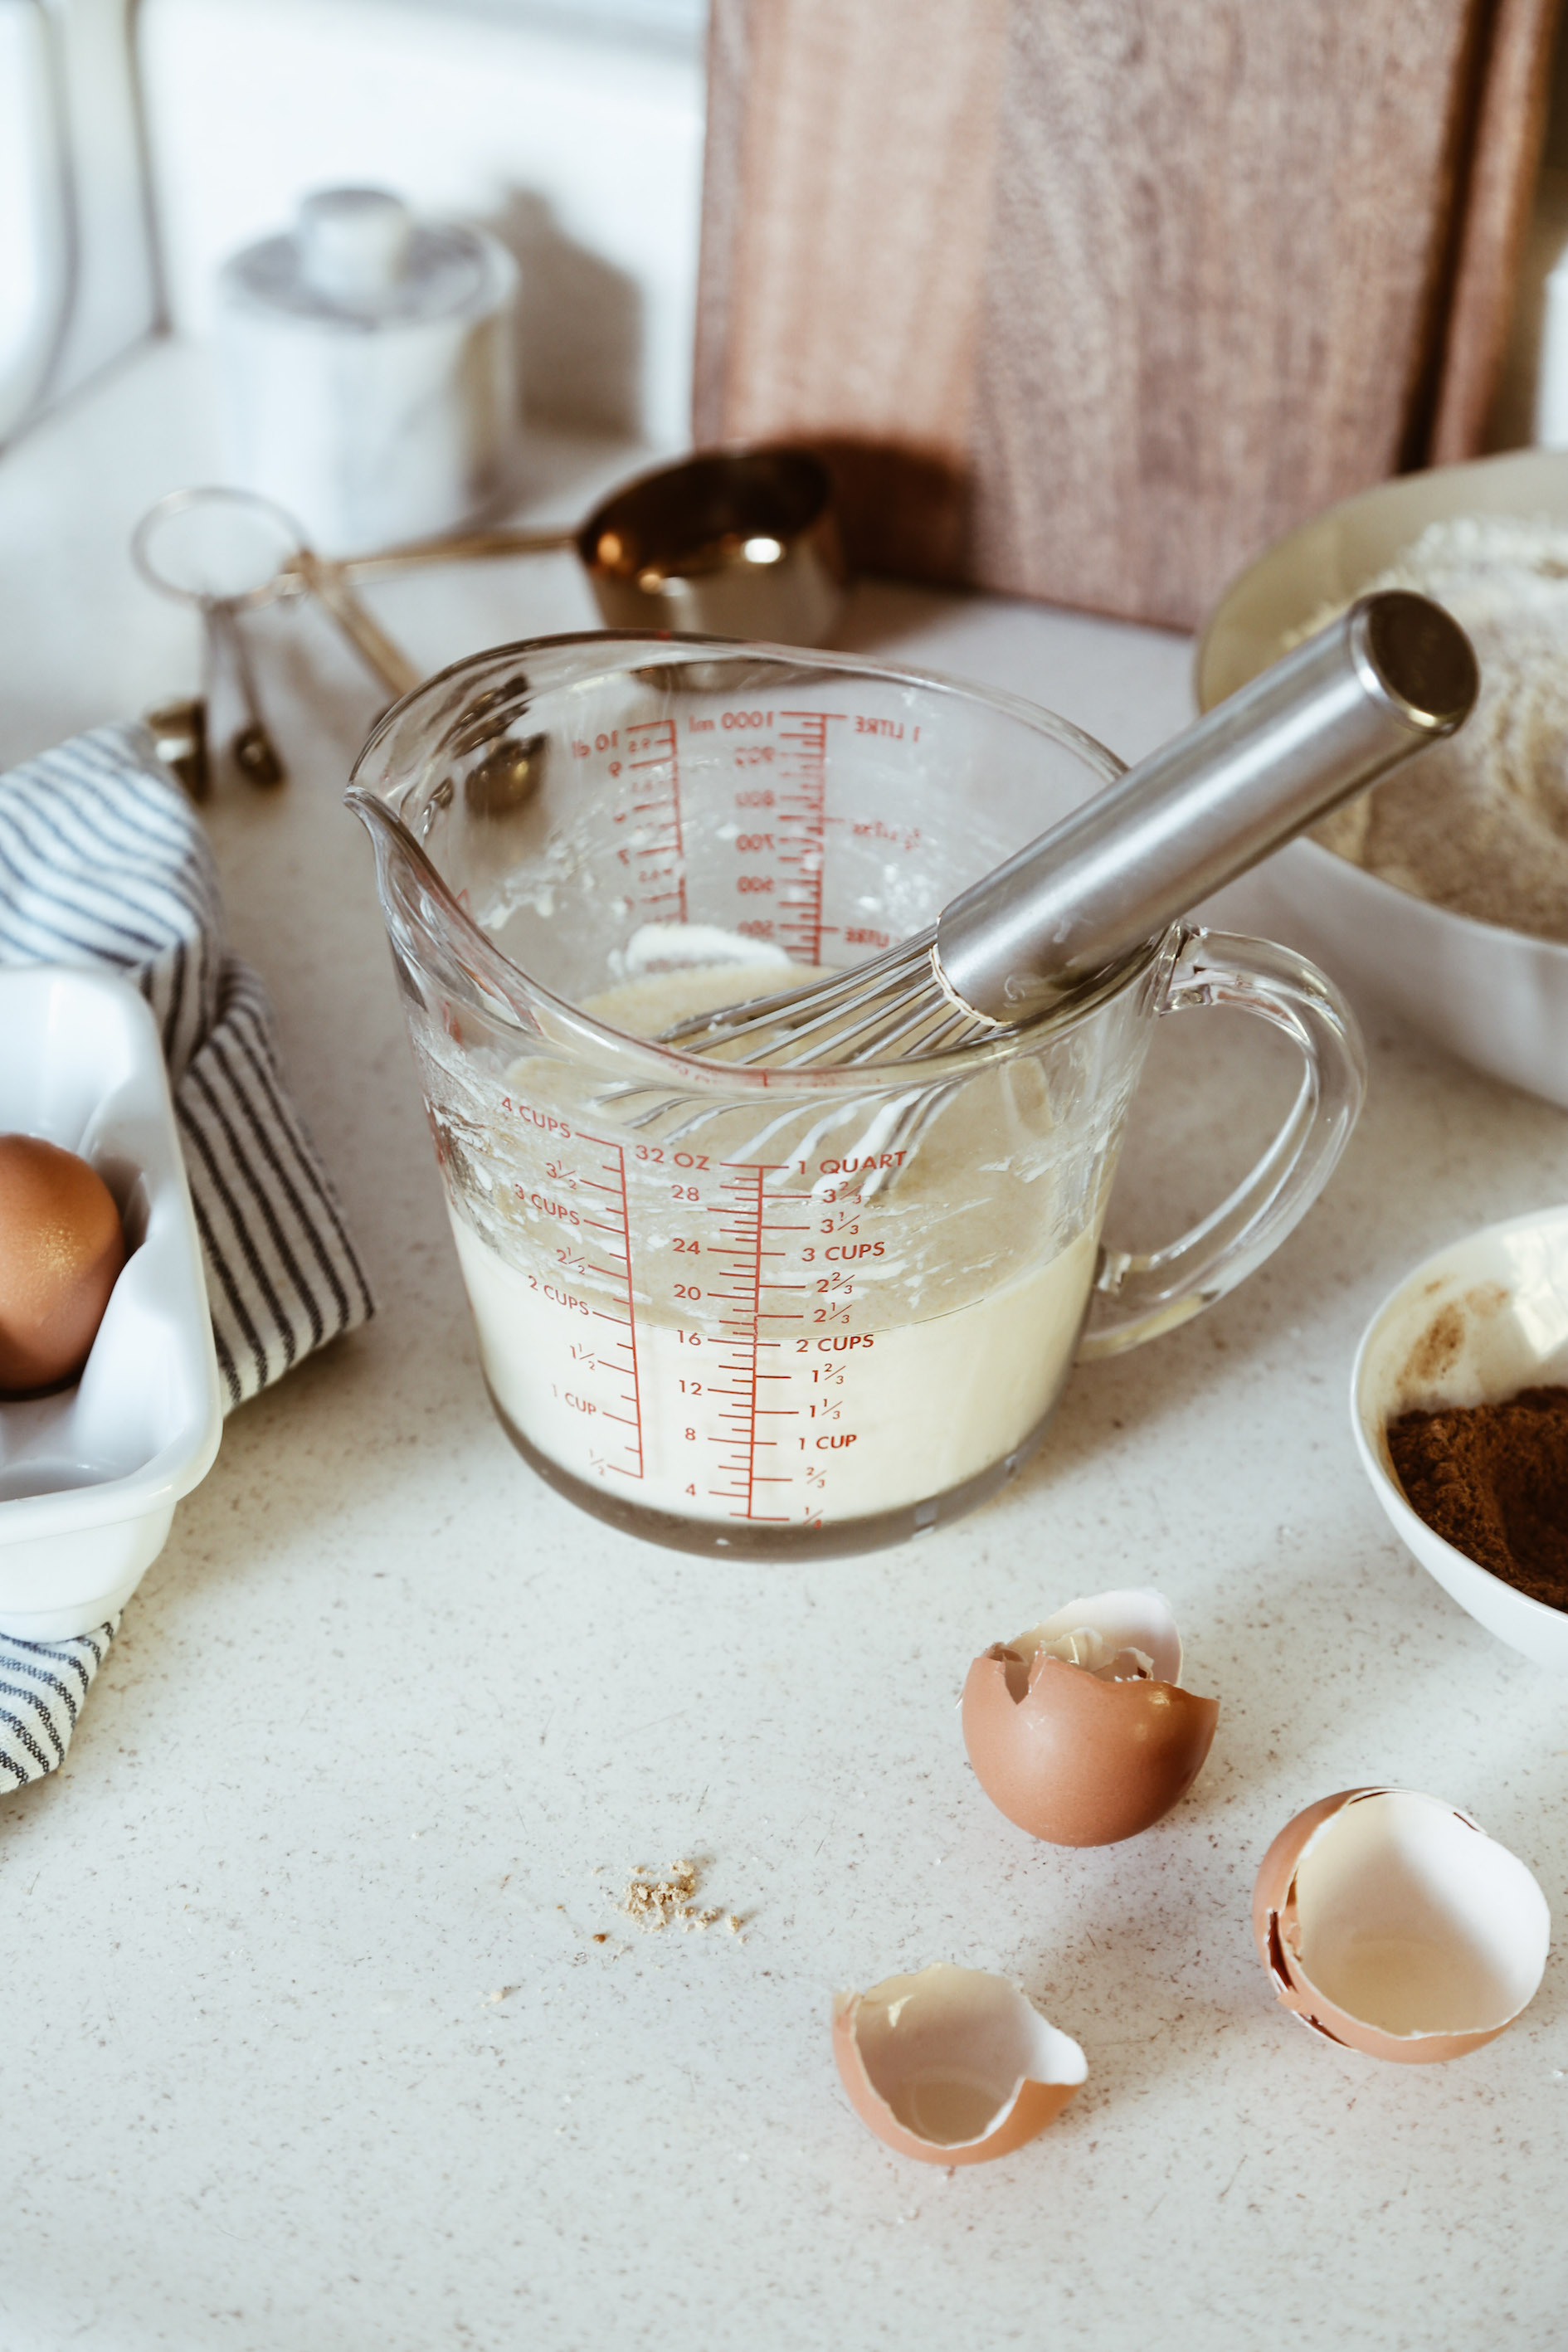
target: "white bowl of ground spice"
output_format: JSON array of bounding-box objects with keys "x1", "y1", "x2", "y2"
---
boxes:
[
  {"x1": 1352, "y1": 1205, "x2": 1568, "y2": 1672},
  {"x1": 1198, "y1": 447, "x2": 1568, "y2": 1109}
]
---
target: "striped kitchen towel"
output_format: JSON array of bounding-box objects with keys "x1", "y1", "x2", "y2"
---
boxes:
[
  {"x1": 0, "y1": 720, "x2": 375, "y2": 1793},
  {"x1": 0, "y1": 1622, "x2": 118, "y2": 1794}
]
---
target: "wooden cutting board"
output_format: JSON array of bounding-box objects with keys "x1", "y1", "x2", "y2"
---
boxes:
[{"x1": 694, "y1": 0, "x2": 1561, "y2": 629}]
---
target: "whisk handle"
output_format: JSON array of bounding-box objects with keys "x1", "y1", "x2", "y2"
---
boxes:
[{"x1": 933, "y1": 590, "x2": 1477, "y2": 1025}]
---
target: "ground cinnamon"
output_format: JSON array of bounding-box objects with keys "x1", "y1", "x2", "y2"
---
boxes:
[{"x1": 1387, "y1": 1386, "x2": 1568, "y2": 1609}]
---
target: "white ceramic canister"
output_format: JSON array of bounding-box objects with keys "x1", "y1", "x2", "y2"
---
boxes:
[{"x1": 215, "y1": 186, "x2": 519, "y2": 554}]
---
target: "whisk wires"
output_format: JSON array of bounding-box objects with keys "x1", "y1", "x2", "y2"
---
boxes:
[{"x1": 655, "y1": 930, "x2": 997, "y2": 1070}]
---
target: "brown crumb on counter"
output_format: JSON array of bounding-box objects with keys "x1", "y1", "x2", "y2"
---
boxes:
[
  {"x1": 619, "y1": 1860, "x2": 744, "y2": 1935},
  {"x1": 621, "y1": 1858, "x2": 699, "y2": 1930}
]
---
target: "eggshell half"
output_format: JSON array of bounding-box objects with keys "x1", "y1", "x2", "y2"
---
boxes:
[
  {"x1": 962, "y1": 1588, "x2": 1219, "y2": 1846},
  {"x1": 1252, "y1": 1786, "x2": 1551, "y2": 2062},
  {"x1": 833, "y1": 1963, "x2": 1087, "y2": 2165}
]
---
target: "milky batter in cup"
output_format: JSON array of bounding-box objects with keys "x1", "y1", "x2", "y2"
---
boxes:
[{"x1": 439, "y1": 966, "x2": 1122, "y2": 1533}]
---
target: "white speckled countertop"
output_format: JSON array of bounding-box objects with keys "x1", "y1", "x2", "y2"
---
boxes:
[{"x1": 2, "y1": 344, "x2": 1566, "y2": 2352}]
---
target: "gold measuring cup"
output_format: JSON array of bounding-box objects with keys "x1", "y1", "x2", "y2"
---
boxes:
[{"x1": 333, "y1": 446, "x2": 849, "y2": 646}]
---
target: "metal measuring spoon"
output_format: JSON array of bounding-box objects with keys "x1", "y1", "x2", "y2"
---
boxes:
[
  {"x1": 144, "y1": 695, "x2": 210, "y2": 802},
  {"x1": 132, "y1": 486, "x2": 421, "y2": 769},
  {"x1": 330, "y1": 446, "x2": 850, "y2": 646},
  {"x1": 134, "y1": 490, "x2": 295, "y2": 786},
  {"x1": 204, "y1": 596, "x2": 286, "y2": 787}
]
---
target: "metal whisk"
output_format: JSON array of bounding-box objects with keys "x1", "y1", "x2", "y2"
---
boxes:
[{"x1": 660, "y1": 592, "x2": 1478, "y2": 1070}]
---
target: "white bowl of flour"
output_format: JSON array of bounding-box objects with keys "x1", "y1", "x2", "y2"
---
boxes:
[{"x1": 1198, "y1": 447, "x2": 1568, "y2": 1109}]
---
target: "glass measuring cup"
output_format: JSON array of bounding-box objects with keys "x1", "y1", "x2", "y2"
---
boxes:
[{"x1": 348, "y1": 635, "x2": 1363, "y2": 1559}]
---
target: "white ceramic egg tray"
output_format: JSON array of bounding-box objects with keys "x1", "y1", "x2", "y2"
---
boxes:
[{"x1": 0, "y1": 966, "x2": 222, "y2": 1640}]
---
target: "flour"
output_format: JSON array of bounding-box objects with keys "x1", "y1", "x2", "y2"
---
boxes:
[
  {"x1": 611, "y1": 922, "x2": 796, "y2": 981},
  {"x1": 1304, "y1": 514, "x2": 1568, "y2": 938},
  {"x1": 439, "y1": 964, "x2": 1126, "y2": 1535}
]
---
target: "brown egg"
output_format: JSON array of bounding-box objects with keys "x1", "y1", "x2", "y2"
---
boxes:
[
  {"x1": 832, "y1": 1963, "x2": 1086, "y2": 2165},
  {"x1": 1252, "y1": 1785, "x2": 1551, "y2": 2063},
  {"x1": 962, "y1": 1588, "x2": 1219, "y2": 1847},
  {"x1": 0, "y1": 1133, "x2": 126, "y2": 1393}
]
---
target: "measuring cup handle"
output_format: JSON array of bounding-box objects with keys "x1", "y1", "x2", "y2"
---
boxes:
[
  {"x1": 1077, "y1": 927, "x2": 1366, "y2": 1361},
  {"x1": 337, "y1": 526, "x2": 577, "y2": 582}
]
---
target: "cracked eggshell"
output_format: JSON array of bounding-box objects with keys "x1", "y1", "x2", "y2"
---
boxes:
[
  {"x1": 1253, "y1": 1786, "x2": 1551, "y2": 2063},
  {"x1": 832, "y1": 1962, "x2": 1087, "y2": 2165},
  {"x1": 961, "y1": 1588, "x2": 1219, "y2": 1847}
]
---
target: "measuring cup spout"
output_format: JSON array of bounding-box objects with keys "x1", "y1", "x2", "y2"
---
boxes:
[{"x1": 348, "y1": 786, "x2": 538, "y2": 1040}]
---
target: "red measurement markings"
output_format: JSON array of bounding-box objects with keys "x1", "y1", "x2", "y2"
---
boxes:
[
  {"x1": 702, "y1": 1164, "x2": 810, "y2": 1521},
  {"x1": 574, "y1": 1131, "x2": 643, "y2": 1481},
  {"x1": 773, "y1": 711, "x2": 843, "y2": 964},
  {"x1": 625, "y1": 717, "x2": 686, "y2": 924}
]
